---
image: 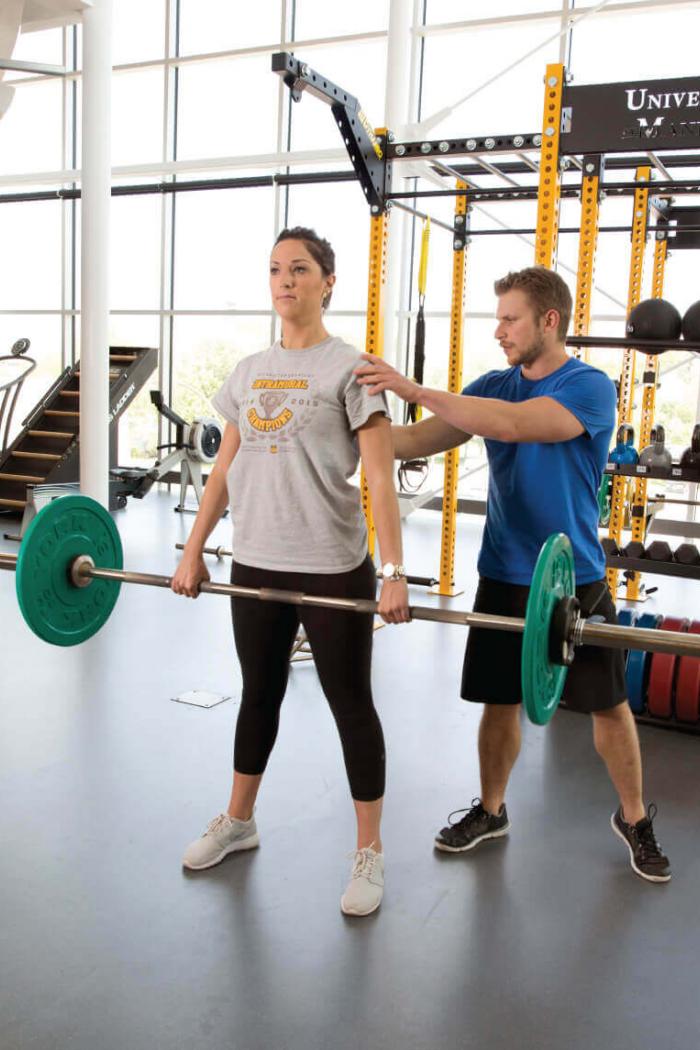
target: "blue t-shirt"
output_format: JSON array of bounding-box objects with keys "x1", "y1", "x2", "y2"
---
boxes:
[{"x1": 462, "y1": 357, "x2": 616, "y2": 585}]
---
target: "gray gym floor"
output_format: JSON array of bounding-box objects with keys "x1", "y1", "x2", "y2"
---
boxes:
[{"x1": 1, "y1": 492, "x2": 698, "y2": 1050}]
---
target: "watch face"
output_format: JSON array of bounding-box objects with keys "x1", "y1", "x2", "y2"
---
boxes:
[{"x1": 383, "y1": 562, "x2": 396, "y2": 578}]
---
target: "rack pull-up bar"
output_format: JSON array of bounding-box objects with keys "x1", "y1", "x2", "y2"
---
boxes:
[{"x1": 389, "y1": 200, "x2": 454, "y2": 234}]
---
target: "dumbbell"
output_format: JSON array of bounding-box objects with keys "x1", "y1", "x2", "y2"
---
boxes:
[
  {"x1": 638, "y1": 424, "x2": 673, "y2": 470},
  {"x1": 680, "y1": 424, "x2": 700, "y2": 470},
  {"x1": 601, "y1": 538, "x2": 620, "y2": 558},
  {"x1": 620, "y1": 540, "x2": 646, "y2": 559},
  {"x1": 645, "y1": 541, "x2": 673, "y2": 562},
  {"x1": 675, "y1": 543, "x2": 700, "y2": 566}
]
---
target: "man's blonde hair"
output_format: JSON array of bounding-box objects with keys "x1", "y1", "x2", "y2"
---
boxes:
[{"x1": 494, "y1": 266, "x2": 572, "y2": 340}]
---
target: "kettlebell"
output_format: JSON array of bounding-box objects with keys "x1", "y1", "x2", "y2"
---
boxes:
[
  {"x1": 609, "y1": 423, "x2": 638, "y2": 466},
  {"x1": 638, "y1": 423, "x2": 672, "y2": 470},
  {"x1": 680, "y1": 424, "x2": 700, "y2": 470}
]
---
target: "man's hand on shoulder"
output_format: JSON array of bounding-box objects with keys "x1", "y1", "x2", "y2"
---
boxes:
[{"x1": 354, "y1": 354, "x2": 421, "y2": 404}]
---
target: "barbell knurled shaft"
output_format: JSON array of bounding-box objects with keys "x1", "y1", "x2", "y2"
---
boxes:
[
  {"x1": 86, "y1": 564, "x2": 525, "y2": 631},
  {"x1": 6, "y1": 554, "x2": 700, "y2": 660},
  {"x1": 580, "y1": 620, "x2": 700, "y2": 659},
  {"x1": 80, "y1": 567, "x2": 700, "y2": 657},
  {"x1": 175, "y1": 542, "x2": 232, "y2": 558}
]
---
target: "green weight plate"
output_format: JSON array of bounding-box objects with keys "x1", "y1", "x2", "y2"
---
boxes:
[
  {"x1": 522, "y1": 533, "x2": 576, "y2": 726},
  {"x1": 16, "y1": 494, "x2": 123, "y2": 647}
]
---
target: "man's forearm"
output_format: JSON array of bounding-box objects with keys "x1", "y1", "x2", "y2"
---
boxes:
[
  {"x1": 392, "y1": 414, "x2": 473, "y2": 459},
  {"x1": 416, "y1": 387, "x2": 515, "y2": 441},
  {"x1": 391, "y1": 423, "x2": 418, "y2": 460}
]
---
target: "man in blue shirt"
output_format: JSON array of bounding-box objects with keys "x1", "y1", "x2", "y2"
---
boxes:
[{"x1": 355, "y1": 266, "x2": 670, "y2": 883}]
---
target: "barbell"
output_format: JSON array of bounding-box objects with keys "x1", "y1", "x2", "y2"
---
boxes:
[{"x1": 1, "y1": 495, "x2": 699, "y2": 727}]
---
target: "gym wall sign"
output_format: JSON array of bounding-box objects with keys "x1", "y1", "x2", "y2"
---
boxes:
[{"x1": 560, "y1": 76, "x2": 700, "y2": 155}]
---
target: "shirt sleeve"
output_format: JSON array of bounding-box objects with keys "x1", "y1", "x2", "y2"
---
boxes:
[
  {"x1": 461, "y1": 374, "x2": 489, "y2": 398},
  {"x1": 343, "y1": 361, "x2": 391, "y2": 431},
  {"x1": 210, "y1": 366, "x2": 241, "y2": 426},
  {"x1": 548, "y1": 367, "x2": 616, "y2": 439}
]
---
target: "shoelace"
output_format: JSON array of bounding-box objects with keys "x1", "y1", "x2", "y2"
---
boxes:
[
  {"x1": 349, "y1": 845, "x2": 377, "y2": 880},
  {"x1": 631, "y1": 803, "x2": 667, "y2": 863},
  {"x1": 447, "y1": 798, "x2": 486, "y2": 828},
  {"x1": 205, "y1": 813, "x2": 232, "y2": 835}
]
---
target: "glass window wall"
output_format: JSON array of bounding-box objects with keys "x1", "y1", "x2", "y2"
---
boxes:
[
  {"x1": 293, "y1": 0, "x2": 389, "y2": 41},
  {"x1": 0, "y1": 0, "x2": 698, "y2": 492},
  {"x1": 0, "y1": 79, "x2": 64, "y2": 174},
  {"x1": 0, "y1": 314, "x2": 64, "y2": 448},
  {"x1": 178, "y1": 1, "x2": 283, "y2": 55},
  {"x1": 112, "y1": 0, "x2": 166, "y2": 65},
  {"x1": 172, "y1": 185, "x2": 277, "y2": 311},
  {"x1": 176, "y1": 55, "x2": 280, "y2": 160}
]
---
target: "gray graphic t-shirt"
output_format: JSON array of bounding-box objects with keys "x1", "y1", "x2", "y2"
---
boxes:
[{"x1": 211, "y1": 336, "x2": 390, "y2": 572}]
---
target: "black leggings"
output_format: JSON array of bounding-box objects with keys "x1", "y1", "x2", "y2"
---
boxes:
[{"x1": 230, "y1": 556, "x2": 385, "y2": 802}]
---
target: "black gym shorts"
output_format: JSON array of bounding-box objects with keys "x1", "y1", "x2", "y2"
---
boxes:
[{"x1": 461, "y1": 576, "x2": 627, "y2": 714}]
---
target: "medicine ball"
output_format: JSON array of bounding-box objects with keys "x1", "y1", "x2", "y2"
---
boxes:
[
  {"x1": 681, "y1": 300, "x2": 700, "y2": 343},
  {"x1": 626, "y1": 299, "x2": 681, "y2": 342}
]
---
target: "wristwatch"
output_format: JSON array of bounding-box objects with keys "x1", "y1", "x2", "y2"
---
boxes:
[{"x1": 377, "y1": 562, "x2": 407, "y2": 582}]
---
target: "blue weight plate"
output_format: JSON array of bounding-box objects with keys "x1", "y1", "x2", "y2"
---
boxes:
[
  {"x1": 617, "y1": 608, "x2": 638, "y2": 671},
  {"x1": 626, "y1": 612, "x2": 663, "y2": 713}
]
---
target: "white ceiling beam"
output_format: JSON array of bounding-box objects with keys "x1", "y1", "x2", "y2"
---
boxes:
[
  {"x1": 19, "y1": 0, "x2": 92, "y2": 33},
  {"x1": 0, "y1": 147, "x2": 351, "y2": 189}
]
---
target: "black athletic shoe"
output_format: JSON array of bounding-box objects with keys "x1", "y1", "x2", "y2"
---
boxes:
[
  {"x1": 434, "y1": 798, "x2": 510, "y2": 853},
  {"x1": 611, "y1": 804, "x2": 671, "y2": 883}
]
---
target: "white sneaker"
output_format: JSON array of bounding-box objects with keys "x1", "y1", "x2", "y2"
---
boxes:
[
  {"x1": 341, "y1": 846, "x2": 384, "y2": 916},
  {"x1": 182, "y1": 813, "x2": 259, "y2": 870}
]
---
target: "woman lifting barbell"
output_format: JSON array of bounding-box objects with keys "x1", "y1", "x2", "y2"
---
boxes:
[{"x1": 171, "y1": 226, "x2": 409, "y2": 917}]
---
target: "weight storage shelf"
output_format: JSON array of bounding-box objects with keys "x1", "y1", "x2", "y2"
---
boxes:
[
  {"x1": 567, "y1": 335, "x2": 700, "y2": 352},
  {"x1": 605, "y1": 555, "x2": 700, "y2": 581},
  {"x1": 560, "y1": 701, "x2": 700, "y2": 737},
  {"x1": 604, "y1": 462, "x2": 700, "y2": 482}
]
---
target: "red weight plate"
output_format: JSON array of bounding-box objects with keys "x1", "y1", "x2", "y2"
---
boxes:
[
  {"x1": 675, "y1": 620, "x2": 700, "y2": 724},
  {"x1": 647, "y1": 617, "x2": 689, "y2": 718}
]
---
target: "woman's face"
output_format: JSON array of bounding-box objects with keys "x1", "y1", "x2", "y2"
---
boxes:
[{"x1": 269, "y1": 238, "x2": 334, "y2": 323}]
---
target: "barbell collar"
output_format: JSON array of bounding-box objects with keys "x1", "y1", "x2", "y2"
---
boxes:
[{"x1": 70, "y1": 554, "x2": 95, "y2": 589}]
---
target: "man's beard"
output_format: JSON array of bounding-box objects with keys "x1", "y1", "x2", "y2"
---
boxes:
[{"x1": 516, "y1": 334, "x2": 546, "y2": 367}]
